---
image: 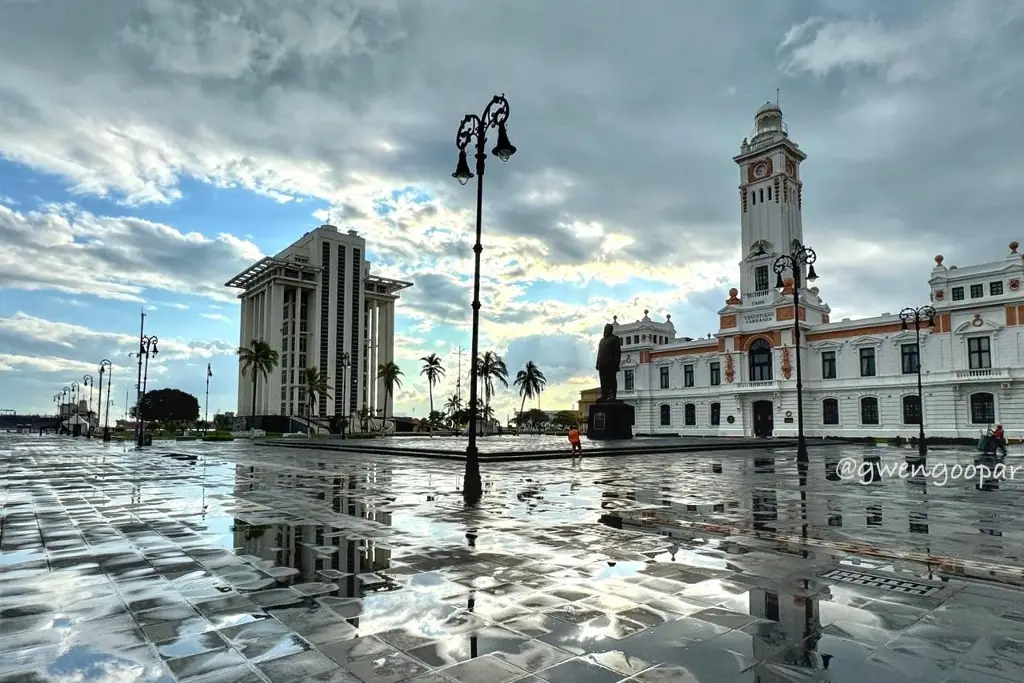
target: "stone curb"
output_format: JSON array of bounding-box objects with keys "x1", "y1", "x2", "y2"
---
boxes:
[{"x1": 255, "y1": 438, "x2": 852, "y2": 462}]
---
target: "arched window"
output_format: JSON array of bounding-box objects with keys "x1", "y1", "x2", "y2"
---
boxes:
[
  {"x1": 860, "y1": 396, "x2": 879, "y2": 425},
  {"x1": 822, "y1": 398, "x2": 839, "y2": 425},
  {"x1": 684, "y1": 403, "x2": 696, "y2": 426},
  {"x1": 902, "y1": 395, "x2": 921, "y2": 425},
  {"x1": 749, "y1": 339, "x2": 773, "y2": 381},
  {"x1": 660, "y1": 404, "x2": 671, "y2": 426},
  {"x1": 970, "y1": 392, "x2": 995, "y2": 425},
  {"x1": 710, "y1": 402, "x2": 721, "y2": 426}
]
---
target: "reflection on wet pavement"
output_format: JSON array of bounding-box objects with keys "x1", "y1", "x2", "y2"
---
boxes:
[{"x1": 3, "y1": 434, "x2": 1024, "y2": 682}]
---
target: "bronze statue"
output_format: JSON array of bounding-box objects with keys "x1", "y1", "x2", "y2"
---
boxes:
[{"x1": 596, "y1": 323, "x2": 622, "y2": 401}]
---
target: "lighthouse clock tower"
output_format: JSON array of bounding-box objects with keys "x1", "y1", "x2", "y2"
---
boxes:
[{"x1": 727, "y1": 102, "x2": 829, "y2": 319}]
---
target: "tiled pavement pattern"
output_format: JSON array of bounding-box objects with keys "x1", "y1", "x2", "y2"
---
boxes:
[{"x1": 3, "y1": 436, "x2": 1024, "y2": 682}]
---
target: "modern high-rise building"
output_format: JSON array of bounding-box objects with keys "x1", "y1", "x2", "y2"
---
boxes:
[{"x1": 226, "y1": 224, "x2": 412, "y2": 426}]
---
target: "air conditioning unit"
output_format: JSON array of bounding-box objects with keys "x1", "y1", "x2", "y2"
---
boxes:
[{"x1": 1001, "y1": 382, "x2": 1012, "y2": 389}]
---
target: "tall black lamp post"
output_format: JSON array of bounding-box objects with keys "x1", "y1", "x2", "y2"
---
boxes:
[
  {"x1": 83, "y1": 374, "x2": 94, "y2": 438},
  {"x1": 135, "y1": 335, "x2": 159, "y2": 447},
  {"x1": 899, "y1": 305, "x2": 936, "y2": 460},
  {"x1": 339, "y1": 352, "x2": 351, "y2": 439},
  {"x1": 773, "y1": 242, "x2": 819, "y2": 462},
  {"x1": 451, "y1": 94, "x2": 517, "y2": 504},
  {"x1": 98, "y1": 359, "x2": 112, "y2": 441}
]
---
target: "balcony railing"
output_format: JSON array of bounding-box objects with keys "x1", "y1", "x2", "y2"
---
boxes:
[{"x1": 955, "y1": 368, "x2": 1009, "y2": 380}]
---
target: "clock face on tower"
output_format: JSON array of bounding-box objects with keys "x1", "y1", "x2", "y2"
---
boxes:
[{"x1": 746, "y1": 158, "x2": 773, "y2": 183}]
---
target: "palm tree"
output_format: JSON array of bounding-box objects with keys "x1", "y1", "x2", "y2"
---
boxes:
[
  {"x1": 475, "y1": 351, "x2": 508, "y2": 436},
  {"x1": 513, "y1": 361, "x2": 547, "y2": 434},
  {"x1": 443, "y1": 393, "x2": 462, "y2": 431},
  {"x1": 377, "y1": 362, "x2": 403, "y2": 432},
  {"x1": 302, "y1": 367, "x2": 332, "y2": 436},
  {"x1": 237, "y1": 339, "x2": 280, "y2": 430},
  {"x1": 419, "y1": 354, "x2": 446, "y2": 436}
]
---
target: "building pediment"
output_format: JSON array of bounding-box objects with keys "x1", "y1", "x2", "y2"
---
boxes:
[
  {"x1": 888, "y1": 330, "x2": 920, "y2": 345},
  {"x1": 954, "y1": 316, "x2": 1003, "y2": 335},
  {"x1": 809, "y1": 340, "x2": 842, "y2": 351},
  {"x1": 851, "y1": 335, "x2": 884, "y2": 347}
]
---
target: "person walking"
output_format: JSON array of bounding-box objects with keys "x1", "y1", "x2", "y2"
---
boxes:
[{"x1": 568, "y1": 425, "x2": 582, "y2": 460}]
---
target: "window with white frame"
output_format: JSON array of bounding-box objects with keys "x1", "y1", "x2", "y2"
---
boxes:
[
  {"x1": 822, "y1": 398, "x2": 839, "y2": 425},
  {"x1": 660, "y1": 366, "x2": 670, "y2": 389},
  {"x1": 659, "y1": 404, "x2": 671, "y2": 426},
  {"x1": 859, "y1": 347, "x2": 876, "y2": 377},
  {"x1": 860, "y1": 396, "x2": 879, "y2": 425},
  {"x1": 902, "y1": 395, "x2": 921, "y2": 425},
  {"x1": 968, "y1": 337, "x2": 992, "y2": 370},
  {"x1": 970, "y1": 392, "x2": 995, "y2": 424}
]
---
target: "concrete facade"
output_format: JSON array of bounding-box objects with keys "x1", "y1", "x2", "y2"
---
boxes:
[
  {"x1": 226, "y1": 224, "x2": 412, "y2": 423},
  {"x1": 615, "y1": 103, "x2": 1024, "y2": 440}
]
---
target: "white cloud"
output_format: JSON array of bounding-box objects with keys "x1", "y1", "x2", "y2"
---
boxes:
[
  {"x1": 201, "y1": 312, "x2": 231, "y2": 322},
  {"x1": 0, "y1": 203, "x2": 263, "y2": 303}
]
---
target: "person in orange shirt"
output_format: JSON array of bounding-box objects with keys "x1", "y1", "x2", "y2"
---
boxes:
[
  {"x1": 992, "y1": 424, "x2": 1007, "y2": 455},
  {"x1": 568, "y1": 425, "x2": 582, "y2": 459}
]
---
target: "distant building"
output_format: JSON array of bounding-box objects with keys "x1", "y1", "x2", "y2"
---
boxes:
[
  {"x1": 577, "y1": 387, "x2": 601, "y2": 415},
  {"x1": 226, "y1": 225, "x2": 412, "y2": 425},
  {"x1": 616, "y1": 102, "x2": 1024, "y2": 439}
]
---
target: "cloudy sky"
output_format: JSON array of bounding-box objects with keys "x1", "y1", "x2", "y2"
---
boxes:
[{"x1": 1, "y1": 0, "x2": 1022, "y2": 422}]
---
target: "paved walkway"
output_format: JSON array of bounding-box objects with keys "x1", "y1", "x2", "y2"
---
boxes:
[{"x1": 2, "y1": 435, "x2": 1024, "y2": 682}]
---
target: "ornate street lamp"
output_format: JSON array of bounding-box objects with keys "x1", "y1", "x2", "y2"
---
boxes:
[
  {"x1": 97, "y1": 359, "x2": 113, "y2": 441},
  {"x1": 899, "y1": 306, "x2": 936, "y2": 460},
  {"x1": 452, "y1": 94, "x2": 517, "y2": 504},
  {"x1": 83, "y1": 374, "x2": 94, "y2": 438},
  {"x1": 339, "y1": 352, "x2": 351, "y2": 439},
  {"x1": 773, "y1": 243, "x2": 819, "y2": 462},
  {"x1": 135, "y1": 335, "x2": 159, "y2": 446}
]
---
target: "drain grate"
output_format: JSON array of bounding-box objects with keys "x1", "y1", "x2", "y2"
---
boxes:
[{"x1": 822, "y1": 569, "x2": 941, "y2": 596}]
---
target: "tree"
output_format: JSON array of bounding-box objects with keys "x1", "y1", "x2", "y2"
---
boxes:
[
  {"x1": 475, "y1": 351, "x2": 508, "y2": 436},
  {"x1": 137, "y1": 388, "x2": 200, "y2": 425},
  {"x1": 302, "y1": 367, "x2": 332, "y2": 436},
  {"x1": 419, "y1": 354, "x2": 446, "y2": 436},
  {"x1": 525, "y1": 407, "x2": 548, "y2": 431},
  {"x1": 238, "y1": 339, "x2": 279, "y2": 430},
  {"x1": 551, "y1": 410, "x2": 583, "y2": 428},
  {"x1": 377, "y1": 361, "x2": 403, "y2": 432},
  {"x1": 513, "y1": 361, "x2": 547, "y2": 432},
  {"x1": 443, "y1": 393, "x2": 462, "y2": 425}
]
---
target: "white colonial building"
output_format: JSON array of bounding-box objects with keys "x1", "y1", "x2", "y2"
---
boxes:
[
  {"x1": 226, "y1": 224, "x2": 412, "y2": 425},
  {"x1": 616, "y1": 102, "x2": 1024, "y2": 439}
]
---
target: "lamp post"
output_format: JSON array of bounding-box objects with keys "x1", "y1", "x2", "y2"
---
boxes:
[
  {"x1": 899, "y1": 305, "x2": 936, "y2": 460},
  {"x1": 83, "y1": 374, "x2": 94, "y2": 438},
  {"x1": 339, "y1": 352, "x2": 350, "y2": 438},
  {"x1": 773, "y1": 242, "x2": 819, "y2": 462},
  {"x1": 205, "y1": 363, "x2": 213, "y2": 435},
  {"x1": 135, "y1": 335, "x2": 159, "y2": 447},
  {"x1": 98, "y1": 359, "x2": 112, "y2": 442},
  {"x1": 451, "y1": 94, "x2": 517, "y2": 504},
  {"x1": 61, "y1": 386, "x2": 70, "y2": 434}
]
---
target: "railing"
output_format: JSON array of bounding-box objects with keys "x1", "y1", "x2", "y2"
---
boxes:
[{"x1": 955, "y1": 368, "x2": 1008, "y2": 379}]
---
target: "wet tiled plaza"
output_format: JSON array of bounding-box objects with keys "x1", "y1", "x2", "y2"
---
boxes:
[{"x1": 3, "y1": 435, "x2": 1024, "y2": 682}]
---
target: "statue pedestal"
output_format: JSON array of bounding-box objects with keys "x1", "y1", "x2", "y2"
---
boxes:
[{"x1": 587, "y1": 401, "x2": 635, "y2": 440}]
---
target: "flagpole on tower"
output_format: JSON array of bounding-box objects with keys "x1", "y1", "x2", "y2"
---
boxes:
[{"x1": 205, "y1": 363, "x2": 213, "y2": 435}]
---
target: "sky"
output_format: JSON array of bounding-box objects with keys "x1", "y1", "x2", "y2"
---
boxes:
[{"x1": 1, "y1": 0, "x2": 1023, "y2": 423}]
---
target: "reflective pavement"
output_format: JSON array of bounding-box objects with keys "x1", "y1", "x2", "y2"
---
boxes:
[{"x1": 3, "y1": 434, "x2": 1024, "y2": 682}]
